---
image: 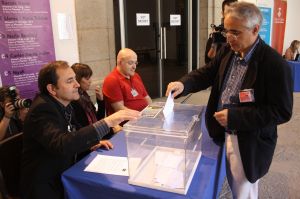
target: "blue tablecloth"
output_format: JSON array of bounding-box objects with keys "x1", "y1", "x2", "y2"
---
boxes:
[
  {"x1": 62, "y1": 110, "x2": 226, "y2": 199},
  {"x1": 288, "y1": 61, "x2": 300, "y2": 92}
]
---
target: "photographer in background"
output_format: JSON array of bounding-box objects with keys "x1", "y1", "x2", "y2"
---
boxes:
[
  {"x1": 0, "y1": 86, "x2": 31, "y2": 141},
  {"x1": 205, "y1": 0, "x2": 237, "y2": 64}
]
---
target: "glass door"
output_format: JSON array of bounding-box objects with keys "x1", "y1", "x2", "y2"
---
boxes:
[
  {"x1": 121, "y1": 0, "x2": 191, "y2": 98},
  {"x1": 160, "y1": 0, "x2": 189, "y2": 94},
  {"x1": 123, "y1": 0, "x2": 160, "y2": 97}
]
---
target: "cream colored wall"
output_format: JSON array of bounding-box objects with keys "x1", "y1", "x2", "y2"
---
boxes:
[
  {"x1": 200, "y1": 0, "x2": 223, "y2": 67},
  {"x1": 49, "y1": 0, "x2": 79, "y2": 64},
  {"x1": 75, "y1": 0, "x2": 116, "y2": 101},
  {"x1": 283, "y1": 0, "x2": 300, "y2": 54},
  {"x1": 199, "y1": 0, "x2": 209, "y2": 67},
  {"x1": 208, "y1": 0, "x2": 224, "y2": 28},
  {"x1": 50, "y1": 1, "x2": 116, "y2": 102}
]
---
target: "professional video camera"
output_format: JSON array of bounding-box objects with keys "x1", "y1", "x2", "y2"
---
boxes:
[
  {"x1": 8, "y1": 86, "x2": 32, "y2": 109},
  {"x1": 210, "y1": 24, "x2": 226, "y2": 44},
  {"x1": 211, "y1": 23, "x2": 225, "y2": 32}
]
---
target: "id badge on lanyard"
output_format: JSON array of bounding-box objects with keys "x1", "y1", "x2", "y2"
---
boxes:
[{"x1": 131, "y1": 88, "x2": 138, "y2": 97}]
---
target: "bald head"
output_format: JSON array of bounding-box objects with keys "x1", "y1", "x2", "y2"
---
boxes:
[
  {"x1": 116, "y1": 48, "x2": 138, "y2": 78},
  {"x1": 117, "y1": 48, "x2": 137, "y2": 65}
]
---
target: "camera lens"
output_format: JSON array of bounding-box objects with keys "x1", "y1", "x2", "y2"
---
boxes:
[{"x1": 13, "y1": 98, "x2": 32, "y2": 109}]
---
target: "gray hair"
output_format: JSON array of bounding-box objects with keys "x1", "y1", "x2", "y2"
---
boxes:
[{"x1": 225, "y1": 2, "x2": 263, "y2": 29}]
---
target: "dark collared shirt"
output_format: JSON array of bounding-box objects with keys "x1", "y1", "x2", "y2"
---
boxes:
[{"x1": 220, "y1": 38, "x2": 260, "y2": 108}]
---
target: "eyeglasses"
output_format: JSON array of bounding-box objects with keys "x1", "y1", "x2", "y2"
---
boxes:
[
  {"x1": 221, "y1": 29, "x2": 242, "y2": 39},
  {"x1": 126, "y1": 60, "x2": 138, "y2": 65}
]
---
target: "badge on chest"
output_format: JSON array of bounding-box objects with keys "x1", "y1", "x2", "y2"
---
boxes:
[
  {"x1": 239, "y1": 89, "x2": 255, "y2": 103},
  {"x1": 131, "y1": 88, "x2": 139, "y2": 97}
]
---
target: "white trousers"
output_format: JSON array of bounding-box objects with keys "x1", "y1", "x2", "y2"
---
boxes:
[{"x1": 225, "y1": 134, "x2": 259, "y2": 199}]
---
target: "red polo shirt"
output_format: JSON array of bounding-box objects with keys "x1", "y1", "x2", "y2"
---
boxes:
[{"x1": 103, "y1": 67, "x2": 149, "y2": 115}]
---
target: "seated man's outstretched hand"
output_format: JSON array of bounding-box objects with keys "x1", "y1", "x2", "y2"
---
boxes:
[
  {"x1": 90, "y1": 140, "x2": 113, "y2": 151},
  {"x1": 103, "y1": 109, "x2": 141, "y2": 127}
]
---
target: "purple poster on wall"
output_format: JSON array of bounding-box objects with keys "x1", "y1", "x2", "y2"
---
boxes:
[{"x1": 0, "y1": 0, "x2": 55, "y2": 99}]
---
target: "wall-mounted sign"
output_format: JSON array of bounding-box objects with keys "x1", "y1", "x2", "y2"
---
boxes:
[
  {"x1": 0, "y1": 0, "x2": 56, "y2": 99},
  {"x1": 271, "y1": 0, "x2": 287, "y2": 54},
  {"x1": 57, "y1": 13, "x2": 73, "y2": 40},
  {"x1": 170, "y1": 14, "x2": 181, "y2": 26},
  {"x1": 259, "y1": 7, "x2": 272, "y2": 45},
  {"x1": 136, "y1": 13, "x2": 150, "y2": 26}
]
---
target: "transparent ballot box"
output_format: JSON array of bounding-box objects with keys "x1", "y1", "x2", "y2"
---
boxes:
[{"x1": 124, "y1": 102, "x2": 203, "y2": 194}]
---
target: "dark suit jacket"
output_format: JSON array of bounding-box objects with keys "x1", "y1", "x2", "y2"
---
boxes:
[
  {"x1": 21, "y1": 94, "x2": 108, "y2": 199},
  {"x1": 71, "y1": 96, "x2": 106, "y2": 160},
  {"x1": 71, "y1": 98, "x2": 105, "y2": 128},
  {"x1": 180, "y1": 38, "x2": 293, "y2": 183}
]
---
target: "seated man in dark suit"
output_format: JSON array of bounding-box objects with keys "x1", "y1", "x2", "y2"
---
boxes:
[{"x1": 20, "y1": 61, "x2": 140, "y2": 199}]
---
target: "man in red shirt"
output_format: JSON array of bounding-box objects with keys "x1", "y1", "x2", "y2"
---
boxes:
[{"x1": 103, "y1": 48, "x2": 152, "y2": 116}]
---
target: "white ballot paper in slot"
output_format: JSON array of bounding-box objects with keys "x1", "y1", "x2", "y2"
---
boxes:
[
  {"x1": 163, "y1": 92, "x2": 174, "y2": 117},
  {"x1": 84, "y1": 154, "x2": 129, "y2": 176}
]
